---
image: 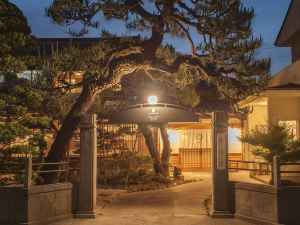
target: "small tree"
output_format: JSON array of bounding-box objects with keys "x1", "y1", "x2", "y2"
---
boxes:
[
  {"x1": 239, "y1": 123, "x2": 300, "y2": 162},
  {"x1": 0, "y1": 78, "x2": 50, "y2": 160},
  {"x1": 0, "y1": 1, "x2": 66, "y2": 185},
  {"x1": 0, "y1": 0, "x2": 49, "y2": 166},
  {"x1": 0, "y1": 0, "x2": 36, "y2": 74}
]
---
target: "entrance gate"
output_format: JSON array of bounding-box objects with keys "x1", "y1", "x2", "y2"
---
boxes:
[{"x1": 75, "y1": 109, "x2": 232, "y2": 218}]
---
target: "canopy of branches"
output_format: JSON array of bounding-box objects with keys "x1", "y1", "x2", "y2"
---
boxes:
[{"x1": 46, "y1": 0, "x2": 271, "y2": 116}]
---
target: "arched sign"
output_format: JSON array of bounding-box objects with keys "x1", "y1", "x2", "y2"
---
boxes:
[{"x1": 109, "y1": 103, "x2": 199, "y2": 123}]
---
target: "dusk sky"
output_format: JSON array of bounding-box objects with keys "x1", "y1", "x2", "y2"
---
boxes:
[{"x1": 11, "y1": 0, "x2": 291, "y2": 75}]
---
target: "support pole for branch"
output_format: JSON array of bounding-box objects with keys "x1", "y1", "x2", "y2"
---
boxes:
[{"x1": 24, "y1": 156, "x2": 32, "y2": 188}]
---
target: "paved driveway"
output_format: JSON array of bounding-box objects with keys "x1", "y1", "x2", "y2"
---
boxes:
[{"x1": 54, "y1": 175, "x2": 254, "y2": 225}]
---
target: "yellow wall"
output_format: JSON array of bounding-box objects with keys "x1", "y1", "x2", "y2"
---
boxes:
[
  {"x1": 248, "y1": 105, "x2": 268, "y2": 131},
  {"x1": 268, "y1": 96, "x2": 300, "y2": 140},
  {"x1": 243, "y1": 105, "x2": 268, "y2": 161},
  {"x1": 243, "y1": 95, "x2": 300, "y2": 161},
  {"x1": 268, "y1": 96, "x2": 300, "y2": 122}
]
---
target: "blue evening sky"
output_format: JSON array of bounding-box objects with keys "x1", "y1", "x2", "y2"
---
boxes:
[{"x1": 11, "y1": 0, "x2": 291, "y2": 75}]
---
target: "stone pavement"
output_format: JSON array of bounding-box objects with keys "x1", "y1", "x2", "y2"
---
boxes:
[
  {"x1": 97, "y1": 188, "x2": 127, "y2": 208},
  {"x1": 53, "y1": 175, "x2": 254, "y2": 225}
]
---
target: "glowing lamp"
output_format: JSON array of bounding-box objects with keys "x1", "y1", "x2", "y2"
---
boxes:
[{"x1": 147, "y1": 95, "x2": 158, "y2": 105}]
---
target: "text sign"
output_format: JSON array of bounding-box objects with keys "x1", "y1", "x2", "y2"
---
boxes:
[
  {"x1": 109, "y1": 105, "x2": 198, "y2": 123},
  {"x1": 148, "y1": 108, "x2": 159, "y2": 121}
]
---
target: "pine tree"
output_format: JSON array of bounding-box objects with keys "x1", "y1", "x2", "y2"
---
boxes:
[
  {"x1": 0, "y1": 0, "x2": 36, "y2": 74},
  {"x1": 43, "y1": 0, "x2": 270, "y2": 182},
  {"x1": 0, "y1": 1, "x2": 50, "y2": 185},
  {"x1": 240, "y1": 123, "x2": 300, "y2": 162}
]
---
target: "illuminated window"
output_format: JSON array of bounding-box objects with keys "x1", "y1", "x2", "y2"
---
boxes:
[
  {"x1": 228, "y1": 128, "x2": 242, "y2": 153},
  {"x1": 17, "y1": 70, "x2": 40, "y2": 80},
  {"x1": 167, "y1": 129, "x2": 181, "y2": 152},
  {"x1": 161, "y1": 129, "x2": 211, "y2": 154}
]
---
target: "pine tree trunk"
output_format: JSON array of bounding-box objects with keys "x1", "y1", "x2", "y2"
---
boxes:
[
  {"x1": 140, "y1": 124, "x2": 165, "y2": 175},
  {"x1": 159, "y1": 123, "x2": 171, "y2": 176},
  {"x1": 42, "y1": 83, "x2": 99, "y2": 183}
]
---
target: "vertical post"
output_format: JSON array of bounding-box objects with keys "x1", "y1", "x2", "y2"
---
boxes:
[
  {"x1": 211, "y1": 111, "x2": 233, "y2": 218},
  {"x1": 250, "y1": 161, "x2": 257, "y2": 178},
  {"x1": 75, "y1": 114, "x2": 97, "y2": 218},
  {"x1": 24, "y1": 156, "x2": 32, "y2": 188},
  {"x1": 273, "y1": 156, "x2": 281, "y2": 187}
]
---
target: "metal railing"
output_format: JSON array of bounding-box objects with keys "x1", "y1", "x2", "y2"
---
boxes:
[
  {"x1": 0, "y1": 157, "x2": 69, "y2": 187},
  {"x1": 228, "y1": 159, "x2": 272, "y2": 173},
  {"x1": 280, "y1": 162, "x2": 300, "y2": 174},
  {"x1": 228, "y1": 156, "x2": 300, "y2": 187}
]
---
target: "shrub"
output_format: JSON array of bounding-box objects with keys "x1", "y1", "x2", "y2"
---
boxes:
[
  {"x1": 97, "y1": 153, "x2": 172, "y2": 186},
  {"x1": 240, "y1": 123, "x2": 300, "y2": 162}
]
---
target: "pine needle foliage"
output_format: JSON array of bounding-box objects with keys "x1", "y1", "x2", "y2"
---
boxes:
[
  {"x1": 0, "y1": 0, "x2": 36, "y2": 74},
  {"x1": 239, "y1": 123, "x2": 300, "y2": 162}
]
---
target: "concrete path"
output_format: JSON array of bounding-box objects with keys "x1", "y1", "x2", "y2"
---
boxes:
[{"x1": 53, "y1": 176, "x2": 254, "y2": 225}]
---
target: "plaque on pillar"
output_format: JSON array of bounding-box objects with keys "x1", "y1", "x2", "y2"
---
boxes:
[{"x1": 217, "y1": 132, "x2": 226, "y2": 170}]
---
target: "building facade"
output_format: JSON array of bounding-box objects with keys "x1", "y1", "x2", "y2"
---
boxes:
[{"x1": 240, "y1": 0, "x2": 300, "y2": 161}]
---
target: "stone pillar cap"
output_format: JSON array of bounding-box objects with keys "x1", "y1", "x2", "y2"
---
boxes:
[{"x1": 79, "y1": 114, "x2": 97, "y2": 128}]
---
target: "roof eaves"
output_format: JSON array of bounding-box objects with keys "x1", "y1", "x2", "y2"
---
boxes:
[
  {"x1": 267, "y1": 83, "x2": 300, "y2": 90},
  {"x1": 238, "y1": 95, "x2": 260, "y2": 107},
  {"x1": 275, "y1": 0, "x2": 293, "y2": 46}
]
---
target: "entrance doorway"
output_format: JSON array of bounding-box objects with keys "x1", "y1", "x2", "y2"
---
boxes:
[{"x1": 76, "y1": 108, "x2": 233, "y2": 218}]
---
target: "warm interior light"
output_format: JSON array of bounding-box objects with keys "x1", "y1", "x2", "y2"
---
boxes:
[
  {"x1": 148, "y1": 95, "x2": 158, "y2": 104},
  {"x1": 167, "y1": 129, "x2": 181, "y2": 150},
  {"x1": 228, "y1": 128, "x2": 242, "y2": 153}
]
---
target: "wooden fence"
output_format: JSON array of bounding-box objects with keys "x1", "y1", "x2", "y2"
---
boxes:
[
  {"x1": 179, "y1": 148, "x2": 211, "y2": 169},
  {"x1": 169, "y1": 149, "x2": 242, "y2": 170}
]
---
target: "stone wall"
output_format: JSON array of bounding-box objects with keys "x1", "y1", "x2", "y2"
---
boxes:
[
  {"x1": 277, "y1": 186, "x2": 300, "y2": 224},
  {"x1": 229, "y1": 182, "x2": 300, "y2": 225},
  {"x1": 230, "y1": 182, "x2": 278, "y2": 225},
  {"x1": 0, "y1": 183, "x2": 75, "y2": 225}
]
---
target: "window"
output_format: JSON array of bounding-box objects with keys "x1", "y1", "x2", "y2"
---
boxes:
[{"x1": 228, "y1": 128, "x2": 242, "y2": 153}]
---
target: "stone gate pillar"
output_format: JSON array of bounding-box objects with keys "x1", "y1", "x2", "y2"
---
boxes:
[
  {"x1": 75, "y1": 114, "x2": 97, "y2": 218},
  {"x1": 211, "y1": 111, "x2": 232, "y2": 218}
]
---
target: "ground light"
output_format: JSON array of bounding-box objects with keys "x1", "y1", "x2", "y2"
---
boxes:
[{"x1": 147, "y1": 95, "x2": 158, "y2": 105}]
